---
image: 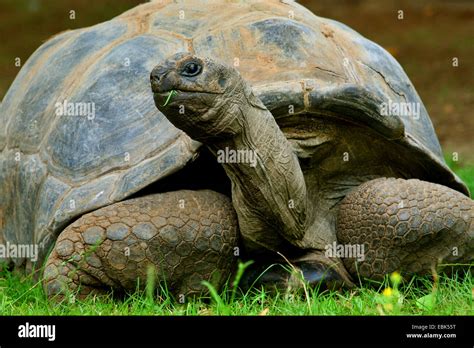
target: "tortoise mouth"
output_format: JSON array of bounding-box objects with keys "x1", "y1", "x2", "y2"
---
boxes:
[
  {"x1": 152, "y1": 87, "x2": 224, "y2": 95},
  {"x1": 153, "y1": 89, "x2": 224, "y2": 109}
]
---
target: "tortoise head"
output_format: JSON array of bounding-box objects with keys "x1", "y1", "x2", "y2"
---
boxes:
[{"x1": 151, "y1": 53, "x2": 251, "y2": 142}]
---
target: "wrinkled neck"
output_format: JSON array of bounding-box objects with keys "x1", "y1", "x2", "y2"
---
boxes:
[{"x1": 208, "y1": 102, "x2": 310, "y2": 248}]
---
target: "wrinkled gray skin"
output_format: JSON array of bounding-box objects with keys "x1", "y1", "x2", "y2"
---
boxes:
[{"x1": 151, "y1": 53, "x2": 474, "y2": 285}]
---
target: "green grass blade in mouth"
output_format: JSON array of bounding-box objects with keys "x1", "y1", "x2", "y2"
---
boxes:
[{"x1": 162, "y1": 90, "x2": 177, "y2": 107}]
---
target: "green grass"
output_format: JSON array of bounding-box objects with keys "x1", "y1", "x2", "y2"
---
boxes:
[
  {"x1": 0, "y1": 268, "x2": 472, "y2": 315},
  {"x1": 0, "y1": 162, "x2": 473, "y2": 316}
]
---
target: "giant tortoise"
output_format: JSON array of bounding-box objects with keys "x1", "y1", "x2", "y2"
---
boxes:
[{"x1": 0, "y1": 0, "x2": 472, "y2": 299}]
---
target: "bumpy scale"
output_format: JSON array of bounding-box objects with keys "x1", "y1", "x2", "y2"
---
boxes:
[{"x1": 43, "y1": 190, "x2": 238, "y2": 300}]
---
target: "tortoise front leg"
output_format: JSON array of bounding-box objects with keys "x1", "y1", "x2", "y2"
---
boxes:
[
  {"x1": 43, "y1": 190, "x2": 238, "y2": 301},
  {"x1": 336, "y1": 178, "x2": 473, "y2": 280}
]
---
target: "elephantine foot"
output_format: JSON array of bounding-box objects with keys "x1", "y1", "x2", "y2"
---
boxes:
[
  {"x1": 42, "y1": 190, "x2": 238, "y2": 301},
  {"x1": 336, "y1": 178, "x2": 473, "y2": 280}
]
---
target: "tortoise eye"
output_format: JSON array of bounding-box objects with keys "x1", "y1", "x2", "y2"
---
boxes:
[{"x1": 181, "y1": 62, "x2": 202, "y2": 77}]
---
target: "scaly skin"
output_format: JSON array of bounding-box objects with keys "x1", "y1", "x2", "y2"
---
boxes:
[
  {"x1": 43, "y1": 190, "x2": 238, "y2": 300},
  {"x1": 337, "y1": 178, "x2": 473, "y2": 279}
]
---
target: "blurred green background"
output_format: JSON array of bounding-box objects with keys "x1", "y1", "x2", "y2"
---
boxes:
[{"x1": 0, "y1": 0, "x2": 472, "y2": 162}]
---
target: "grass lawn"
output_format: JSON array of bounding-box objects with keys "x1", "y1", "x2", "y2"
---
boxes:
[
  {"x1": 1, "y1": 162, "x2": 473, "y2": 316},
  {"x1": 0, "y1": 267, "x2": 472, "y2": 316}
]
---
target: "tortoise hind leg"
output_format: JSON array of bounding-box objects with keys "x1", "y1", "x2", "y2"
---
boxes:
[
  {"x1": 336, "y1": 178, "x2": 473, "y2": 280},
  {"x1": 43, "y1": 190, "x2": 238, "y2": 301}
]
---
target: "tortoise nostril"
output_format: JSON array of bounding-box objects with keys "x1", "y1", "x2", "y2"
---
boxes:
[{"x1": 151, "y1": 74, "x2": 160, "y2": 84}]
